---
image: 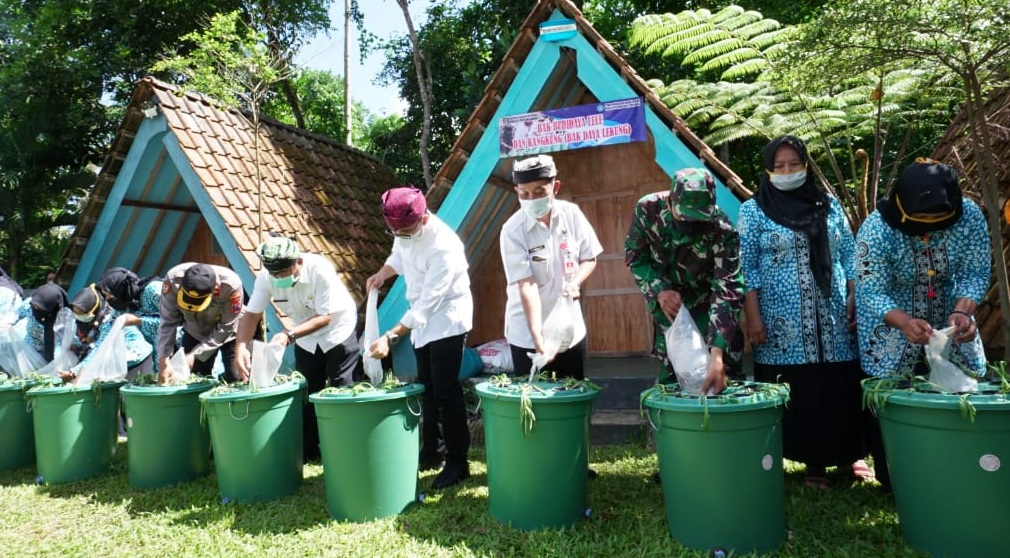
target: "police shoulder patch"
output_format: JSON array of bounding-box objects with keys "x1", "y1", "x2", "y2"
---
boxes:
[{"x1": 229, "y1": 293, "x2": 242, "y2": 314}]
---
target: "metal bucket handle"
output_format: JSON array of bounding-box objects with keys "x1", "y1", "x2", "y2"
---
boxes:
[
  {"x1": 228, "y1": 400, "x2": 251, "y2": 421},
  {"x1": 405, "y1": 395, "x2": 422, "y2": 417},
  {"x1": 645, "y1": 407, "x2": 662, "y2": 432}
]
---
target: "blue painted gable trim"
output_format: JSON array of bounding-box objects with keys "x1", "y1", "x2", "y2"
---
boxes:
[{"x1": 72, "y1": 118, "x2": 170, "y2": 294}]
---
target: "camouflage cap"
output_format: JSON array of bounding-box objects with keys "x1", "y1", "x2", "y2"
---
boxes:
[
  {"x1": 257, "y1": 234, "x2": 301, "y2": 272},
  {"x1": 670, "y1": 168, "x2": 717, "y2": 222}
]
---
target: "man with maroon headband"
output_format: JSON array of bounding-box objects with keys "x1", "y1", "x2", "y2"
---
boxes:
[{"x1": 367, "y1": 186, "x2": 474, "y2": 490}]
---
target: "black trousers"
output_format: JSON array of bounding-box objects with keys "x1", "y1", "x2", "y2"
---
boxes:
[
  {"x1": 295, "y1": 332, "x2": 363, "y2": 461},
  {"x1": 181, "y1": 332, "x2": 239, "y2": 383},
  {"x1": 510, "y1": 338, "x2": 587, "y2": 381},
  {"x1": 415, "y1": 334, "x2": 470, "y2": 465}
]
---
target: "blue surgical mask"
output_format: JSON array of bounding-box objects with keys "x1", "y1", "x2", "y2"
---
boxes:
[
  {"x1": 272, "y1": 274, "x2": 298, "y2": 289},
  {"x1": 520, "y1": 196, "x2": 553, "y2": 218},
  {"x1": 768, "y1": 169, "x2": 807, "y2": 191}
]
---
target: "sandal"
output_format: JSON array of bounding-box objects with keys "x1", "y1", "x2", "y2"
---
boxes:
[
  {"x1": 803, "y1": 475, "x2": 830, "y2": 490},
  {"x1": 851, "y1": 459, "x2": 876, "y2": 482}
]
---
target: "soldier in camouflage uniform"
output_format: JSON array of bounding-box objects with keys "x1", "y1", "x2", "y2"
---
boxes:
[{"x1": 624, "y1": 167, "x2": 745, "y2": 394}]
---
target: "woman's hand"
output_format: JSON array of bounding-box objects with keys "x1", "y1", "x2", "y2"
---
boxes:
[
  {"x1": 746, "y1": 308, "x2": 767, "y2": 346},
  {"x1": 948, "y1": 311, "x2": 977, "y2": 343},
  {"x1": 898, "y1": 317, "x2": 933, "y2": 345}
]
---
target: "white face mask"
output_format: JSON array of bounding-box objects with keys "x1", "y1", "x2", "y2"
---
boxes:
[
  {"x1": 768, "y1": 169, "x2": 807, "y2": 191},
  {"x1": 397, "y1": 227, "x2": 424, "y2": 246},
  {"x1": 520, "y1": 196, "x2": 553, "y2": 218}
]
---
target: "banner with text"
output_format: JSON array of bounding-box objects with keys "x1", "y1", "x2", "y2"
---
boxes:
[{"x1": 498, "y1": 97, "x2": 647, "y2": 158}]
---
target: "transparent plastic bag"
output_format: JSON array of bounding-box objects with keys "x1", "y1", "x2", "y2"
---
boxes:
[
  {"x1": 168, "y1": 347, "x2": 191, "y2": 382},
  {"x1": 926, "y1": 326, "x2": 978, "y2": 393},
  {"x1": 0, "y1": 311, "x2": 47, "y2": 377},
  {"x1": 665, "y1": 306, "x2": 711, "y2": 395},
  {"x1": 361, "y1": 289, "x2": 384, "y2": 384},
  {"x1": 529, "y1": 296, "x2": 577, "y2": 380},
  {"x1": 250, "y1": 339, "x2": 285, "y2": 389},
  {"x1": 36, "y1": 308, "x2": 79, "y2": 377},
  {"x1": 75, "y1": 315, "x2": 129, "y2": 386}
]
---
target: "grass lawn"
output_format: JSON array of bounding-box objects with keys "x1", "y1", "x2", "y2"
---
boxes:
[{"x1": 0, "y1": 442, "x2": 927, "y2": 558}]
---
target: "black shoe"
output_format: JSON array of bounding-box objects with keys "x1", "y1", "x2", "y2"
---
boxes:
[
  {"x1": 418, "y1": 452, "x2": 444, "y2": 472},
  {"x1": 588, "y1": 468, "x2": 598, "y2": 479},
  {"x1": 651, "y1": 471, "x2": 662, "y2": 485},
  {"x1": 431, "y1": 461, "x2": 470, "y2": 490}
]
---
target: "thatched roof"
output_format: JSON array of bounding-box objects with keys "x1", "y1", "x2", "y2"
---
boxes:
[{"x1": 932, "y1": 81, "x2": 1010, "y2": 354}]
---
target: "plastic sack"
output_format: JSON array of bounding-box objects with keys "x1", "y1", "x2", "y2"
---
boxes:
[
  {"x1": 361, "y1": 289, "x2": 383, "y2": 384},
  {"x1": 168, "y1": 347, "x2": 191, "y2": 382},
  {"x1": 75, "y1": 315, "x2": 129, "y2": 386},
  {"x1": 0, "y1": 308, "x2": 47, "y2": 377},
  {"x1": 529, "y1": 296, "x2": 577, "y2": 380},
  {"x1": 926, "y1": 326, "x2": 978, "y2": 393},
  {"x1": 36, "y1": 308, "x2": 79, "y2": 377},
  {"x1": 250, "y1": 339, "x2": 285, "y2": 389},
  {"x1": 665, "y1": 305, "x2": 711, "y2": 395},
  {"x1": 475, "y1": 339, "x2": 513, "y2": 374}
]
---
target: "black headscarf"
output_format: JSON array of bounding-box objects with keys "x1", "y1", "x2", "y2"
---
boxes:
[
  {"x1": 753, "y1": 136, "x2": 833, "y2": 298},
  {"x1": 71, "y1": 284, "x2": 110, "y2": 343},
  {"x1": 96, "y1": 267, "x2": 157, "y2": 312},
  {"x1": 877, "y1": 159, "x2": 963, "y2": 237},
  {"x1": 30, "y1": 282, "x2": 69, "y2": 361}
]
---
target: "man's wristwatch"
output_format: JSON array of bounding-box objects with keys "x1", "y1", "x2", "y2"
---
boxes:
[
  {"x1": 385, "y1": 331, "x2": 400, "y2": 345},
  {"x1": 284, "y1": 330, "x2": 297, "y2": 344}
]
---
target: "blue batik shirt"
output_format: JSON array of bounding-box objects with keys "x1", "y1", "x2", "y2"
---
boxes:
[
  {"x1": 739, "y1": 195, "x2": 858, "y2": 365},
  {"x1": 855, "y1": 198, "x2": 989, "y2": 377}
]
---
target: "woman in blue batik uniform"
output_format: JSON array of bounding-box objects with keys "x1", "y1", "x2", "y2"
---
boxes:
[
  {"x1": 58, "y1": 285, "x2": 153, "y2": 382},
  {"x1": 96, "y1": 268, "x2": 164, "y2": 369},
  {"x1": 740, "y1": 135, "x2": 865, "y2": 489},
  {"x1": 855, "y1": 158, "x2": 990, "y2": 491}
]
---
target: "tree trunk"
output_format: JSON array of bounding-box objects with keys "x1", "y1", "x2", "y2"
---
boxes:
[
  {"x1": 344, "y1": 0, "x2": 353, "y2": 146},
  {"x1": 396, "y1": 0, "x2": 433, "y2": 190},
  {"x1": 257, "y1": 0, "x2": 304, "y2": 129},
  {"x1": 963, "y1": 73, "x2": 1010, "y2": 362}
]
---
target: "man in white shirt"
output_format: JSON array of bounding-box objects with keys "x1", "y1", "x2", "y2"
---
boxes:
[
  {"x1": 500, "y1": 154, "x2": 603, "y2": 380},
  {"x1": 367, "y1": 186, "x2": 474, "y2": 490},
  {"x1": 235, "y1": 234, "x2": 362, "y2": 461}
]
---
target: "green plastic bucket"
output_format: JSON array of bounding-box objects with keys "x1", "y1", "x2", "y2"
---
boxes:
[
  {"x1": 309, "y1": 383, "x2": 424, "y2": 521},
  {"x1": 0, "y1": 381, "x2": 43, "y2": 471},
  {"x1": 121, "y1": 381, "x2": 217, "y2": 489},
  {"x1": 28, "y1": 380, "x2": 127, "y2": 484},
  {"x1": 199, "y1": 378, "x2": 306, "y2": 503},
  {"x1": 475, "y1": 381, "x2": 600, "y2": 530},
  {"x1": 642, "y1": 382, "x2": 788, "y2": 555},
  {"x1": 865, "y1": 379, "x2": 1010, "y2": 558}
]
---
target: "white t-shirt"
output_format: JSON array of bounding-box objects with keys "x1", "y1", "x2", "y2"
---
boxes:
[
  {"x1": 246, "y1": 253, "x2": 357, "y2": 352},
  {"x1": 386, "y1": 213, "x2": 473, "y2": 348},
  {"x1": 499, "y1": 199, "x2": 603, "y2": 349}
]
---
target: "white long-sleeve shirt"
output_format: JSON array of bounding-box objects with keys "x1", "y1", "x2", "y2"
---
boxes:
[{"x1": 386, "y1": 214, "x2": 473, "y2": 348}]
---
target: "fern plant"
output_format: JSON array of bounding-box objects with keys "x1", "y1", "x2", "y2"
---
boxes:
[{"x1": 629, "y1": 5, "x2": 960, "y2": 230}]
